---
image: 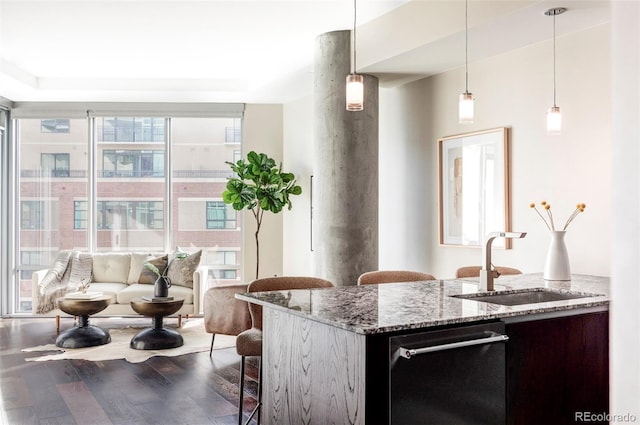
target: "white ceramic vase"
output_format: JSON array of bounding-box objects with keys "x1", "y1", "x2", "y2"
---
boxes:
[{"x1": 543, "y1": 230, "x2": 571, "y2": 281}]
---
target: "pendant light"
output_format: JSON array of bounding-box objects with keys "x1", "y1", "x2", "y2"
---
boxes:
[
  {"x1": 459, "y1": 0, "x2": 474, "y2": 124},
  {"x1": 545, "y1": 7, "x2": 566, "y2": 135},
  {"x1": 346, "y1": 0, "x2": 364, "y2": 111}
]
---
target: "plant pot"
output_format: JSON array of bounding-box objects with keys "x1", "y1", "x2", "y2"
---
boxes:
[{"x1": 154, "y1": 276, "x2": 172, "y2": 298}]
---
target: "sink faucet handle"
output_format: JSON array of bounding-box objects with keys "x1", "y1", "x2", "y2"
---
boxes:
[{"x1": 491, "y1": 263, "x2": 501, "y2": 278}]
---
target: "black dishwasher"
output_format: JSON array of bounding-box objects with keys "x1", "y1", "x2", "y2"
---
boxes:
[{"x1": 389, "y1": 321, "x2": 507, "y2": 425}]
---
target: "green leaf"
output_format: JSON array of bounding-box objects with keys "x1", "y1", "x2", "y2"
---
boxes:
[
  {"x1": 144, "y1": 263, "x2": 161, "y2": 276},
  {"x1": 222, "y1": 151, "x2": 304, "y2": 269},
  {"x1": 281, "y1": 172, "x2": 294, "y2": 182},
  {"x1": 247, "y1": 151, "x2": 260, "y2": 165}
]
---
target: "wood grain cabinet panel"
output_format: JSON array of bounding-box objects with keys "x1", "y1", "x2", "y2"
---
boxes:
[
  {"x1": 263, "y1": 308, "x2": 366, "y2": 424},
  {"x1": 505, "y1": 312, "x2": 609, "y2": 425}
]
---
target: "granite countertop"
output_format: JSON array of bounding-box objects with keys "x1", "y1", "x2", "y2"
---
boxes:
[{"x1": 236, "y1": 273, "x2": 610, "y2": 335}]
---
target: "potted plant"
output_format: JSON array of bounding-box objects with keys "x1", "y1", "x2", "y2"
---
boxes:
[
  {"x1": 222, "y1": 151, "x2": 302, "y2": 279},
  {"x1": 144, "y1": 262, "x2": 172, "y2": 298}
]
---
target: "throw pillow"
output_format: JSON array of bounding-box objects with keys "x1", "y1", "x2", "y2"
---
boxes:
[
  {"x1": 166, "y1": 250, "x2": 202, "y2": 288},
  {"x1": 128, "y1": 252, "x2": 152, "y2": 284},
  {"x1": 138, "y1": 254, "x2": 168, "y2": 284}
]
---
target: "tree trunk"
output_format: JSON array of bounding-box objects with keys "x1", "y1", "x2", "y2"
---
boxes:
[{"x1": 255, "y1": 229, "x2": 260, "y2": 280}]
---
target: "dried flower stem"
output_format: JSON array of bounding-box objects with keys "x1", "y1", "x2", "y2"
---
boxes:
[
  {"x1": 531, "y1": 201, "x2": 586, "y2": 232},
  {"x1": 562, "y1": 203, "x2": 586, "y2": 231},
  {"x1": 545, "y1": 207, "x2": 556, "y2": 231},
  {"x1": 530, "y1": 204, "x2": 552, "y2": 231}
]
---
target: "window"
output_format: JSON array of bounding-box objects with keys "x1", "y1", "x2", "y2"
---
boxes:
[
  {"x1": 20, "y1": 251, "x2": 53, "y2": 279},
  {"x1": 21, "y1": 201, "x2": 43, "y2": 229},
  {"x1": 206, "y1": 201, "x2": 236, "y2": 229},
  {"x1": 210, "y1": 250, "x2": 237, "y2": 265},
  {"x1": 97, "y1": 201, "x2": 163, "y2": 230},
  {"x1": 41, "y1": 153, "x2": 70, "y2": 177},
  {"x1": 102, "y1": 150, "x2": 164, "y2": 177},
  {"x1": 207, "y1": 268, "x2": 238, "y2": 280},
  {"x1": 225, "y1": 127, "x2": 241, "y2": 144},
  {"x1": 225, "y1": 118, "x2": 242, "y2": 144},
  {"x1": 74, "y1": 201, "x2": 87, "y2": 229},
  {"x1": 74, "y1": 201, "x2": 164, "y2": 230},
  {"x1": 219, "y1": 270, "x2": 237, "y2": 279},
  {"x1": 12, "y1": 113, "x2": 243, "y2": 314},
  {"x1": 41, "y1": 119, "x2": 70, "y2": 133},
  {"x1": 98, "y1": 117, "x2": 164, "y2": 142}
]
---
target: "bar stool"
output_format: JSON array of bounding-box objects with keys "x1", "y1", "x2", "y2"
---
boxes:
[
  {"x1": 455, "y1": 266, "x2": 522, "y2": 278},
  {"x1": 237, "y1": 276, "x2": 334, "y2": 425},
  {"x1": 357, "y1": 270, "x2": 436, "y2": 285}
]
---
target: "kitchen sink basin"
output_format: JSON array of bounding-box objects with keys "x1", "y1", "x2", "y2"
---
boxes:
[{"x1": 452, "y1": 288, "x2": 602, "y2": 306}]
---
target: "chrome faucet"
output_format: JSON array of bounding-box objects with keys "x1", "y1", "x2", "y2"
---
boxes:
[{"x1": 480, "y1": 231, "x2": 527, "y2": 291}]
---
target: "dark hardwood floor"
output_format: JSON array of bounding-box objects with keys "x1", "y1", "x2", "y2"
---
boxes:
[{"x1": 0, "y1": 317, "x2": 259, "y2": 425}]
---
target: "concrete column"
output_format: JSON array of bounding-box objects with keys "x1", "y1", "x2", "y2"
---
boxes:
[{"x1": 313, "y1": 30, "x2": 378, "y2": 287}]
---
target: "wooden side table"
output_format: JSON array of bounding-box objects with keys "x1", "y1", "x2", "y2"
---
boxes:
[
  {"x1": 55, "y1": 296, "x2": 112, "y2": 348},
  {"x1": 129, "y1": 298, "x2": 184, "y2": 350}
]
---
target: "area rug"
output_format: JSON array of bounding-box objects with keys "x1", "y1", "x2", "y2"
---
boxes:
[{"x1": 21, "y1": 319, "x2": 235, "y2": 363}]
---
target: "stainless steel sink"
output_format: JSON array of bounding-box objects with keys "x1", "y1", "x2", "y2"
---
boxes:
[{"x1": 451, "y1": 288, "x2": 602, "y2": 306}]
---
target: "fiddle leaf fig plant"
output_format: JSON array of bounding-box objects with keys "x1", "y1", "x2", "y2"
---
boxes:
[{"x1": 222, "y1": 151, "x2": 302, "y2": 279}]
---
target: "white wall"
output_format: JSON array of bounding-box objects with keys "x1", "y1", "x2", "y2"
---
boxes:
[
  {"x1": 242, "y1": 104, "x2": 284, "y2": 280},
  {"x1": 379, "y1": 23, "x2": 611, "y2": 279},
  {"x1": 282, "y1": 95, "x2": 315, "y2": 275},
  {"x1": 611, "y1": 0, "x2": 640, "y2": 419}
]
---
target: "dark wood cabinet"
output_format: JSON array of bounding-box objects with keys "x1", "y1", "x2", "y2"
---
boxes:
[{"x1": 505, "y1": 311, "x2": 609, "y2": 425}]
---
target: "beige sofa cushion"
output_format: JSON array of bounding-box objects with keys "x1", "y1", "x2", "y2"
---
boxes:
[
  {"x1": 127, "y1": 253, "x2": 152, "y2": 284},
  {"x1": 84, "y1": 282, "x2": 128, "y2": 304},
  {"x1": 92, "y1": 253, "x2": 131, "y2": 284}
]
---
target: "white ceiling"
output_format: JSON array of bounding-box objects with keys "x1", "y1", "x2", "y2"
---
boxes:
[{"x1": 0, "y1": 0, "x2": 610, "y2": 104}]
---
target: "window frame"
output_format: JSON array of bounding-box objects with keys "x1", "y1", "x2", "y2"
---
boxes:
[
  {"x1": 102, "y1": 149, "x2": 164, "y2": 178},
  {"x1": 41, "y1": 119, "x2": 70, "y2": 133},
  {"x1": 20, "y1": 201, "x2": 44, "y2": 230},
  {"x1": 41, "y1": 153, "x2": 70, "y2": 177},
  {"x1": 206, "y1": 201, "x2": 237, "y2": 229}
]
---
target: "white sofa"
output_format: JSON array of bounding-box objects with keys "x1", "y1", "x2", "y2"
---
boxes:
[{"x1": 32, "y1": 252, "x2": 202, "y2": 325}]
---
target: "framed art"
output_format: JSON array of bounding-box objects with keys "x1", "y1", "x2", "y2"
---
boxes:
[{"x1": 438, "y1": 127, "x2": 511, "y2": 248}]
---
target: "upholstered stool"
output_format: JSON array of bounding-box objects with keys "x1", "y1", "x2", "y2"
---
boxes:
[
  {"x1": 455, "y1": 266, "x2": 522, "y2": 278},
  {"x1": 203, "y1": 284, "x2": 252, "y2": 356},
  {"x1": 357, "y1": 270, "x2": 436, "y2": 285}
]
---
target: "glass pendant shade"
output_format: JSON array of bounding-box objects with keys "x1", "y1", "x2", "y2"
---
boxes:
[
  {"x1": 547, "y1": 106, "x2": 562, "y2": 135},
  {"x1": 346, "y1": 74, "x2": 364, "y2": 111},
  {"x1": 545, "y1": 7, "x2": 566, "y2": 136},
  {"x1": 459, "y1": 92, "x2": 474, "y2": 124}
]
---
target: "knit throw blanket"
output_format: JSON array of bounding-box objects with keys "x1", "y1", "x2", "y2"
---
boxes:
[{"x1": 36, "y1": 251, "x2": 94, "y2": 314}]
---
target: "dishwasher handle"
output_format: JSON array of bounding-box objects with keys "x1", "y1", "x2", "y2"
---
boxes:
[{"x1": 398, "y1": 333, "x2": 509, "y2": 359}]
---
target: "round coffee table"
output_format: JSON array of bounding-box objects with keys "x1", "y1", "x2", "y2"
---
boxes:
[
  {"x1": 129, "y1": 298, "x2": 184, "y2": 350},
  {"x1": 56, "y1": 296, "x2": 112, "y2": 348}
]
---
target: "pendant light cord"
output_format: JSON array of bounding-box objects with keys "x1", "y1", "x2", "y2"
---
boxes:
[
  {"x1": 552, "y1": 12, "x2": 557, "y2": 107},
  {"x1": 464, "y1": 0, "x2": 469, "y2": 94},
  {"x1": 352, "y1": 0, "x2": 357, "y2": 74}
]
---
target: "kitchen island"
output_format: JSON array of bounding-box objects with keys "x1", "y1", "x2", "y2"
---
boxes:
[{"x1": 237, "y1": 273, "x2": 609, "y2": 425}]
